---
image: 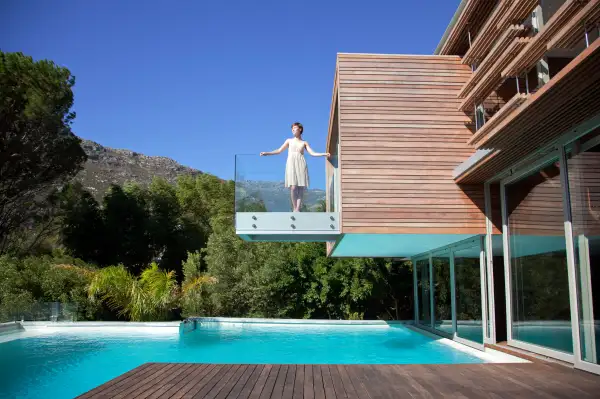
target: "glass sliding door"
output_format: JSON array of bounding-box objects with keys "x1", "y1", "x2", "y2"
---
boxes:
[
  {"x1": 505, "y1": 159, "x2": 573, "y2": 354},
  {"x1": 416, "y1": 257, "x2": 431, "y2": 327},
  {"x1": 454, "y1": 243, "x2": 484, "y2": 344},
  {"x1": 432, "y1": 252, "x2": 453, "y2": 335},
  {"x1": 567, "y1": 138, "x2": 600, "y2": 366}
]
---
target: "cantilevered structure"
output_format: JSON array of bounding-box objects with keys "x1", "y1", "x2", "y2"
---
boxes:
[{"x1": 235, "y1": 0, "x2": 600, "y2": 374}]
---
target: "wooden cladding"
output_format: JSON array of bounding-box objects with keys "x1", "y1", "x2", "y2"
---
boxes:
[
  {"x1": 502, "y1": 0, "x2": 589, "y2": 78},
  {"x1": 456, "y1": 39, "x2": 600, "y2": 183},
  {"x1": 463, "y1": 0, "x2": 517, "y2": 65},
  {"x1": 495, "y1": 0, "x2": 539, "y2": 32},
  {"x1": 458, "y1": 25, "x2": 527, "y2": 101},
  {"x1": 506, "y1": 162, "x2": 565, "y2": 237},
  {"x1": 438, "y1": 0, "x2": 498, "y2": 56},
  {"x1": 468, "y1": 93, "x2": 529, "y2": 146},
  {"x1": 335, "y1": 54, "x2": 487, "y2": 235},
  {"x1": 548, "y1": 0, "x2": 600, "y2": 49},
  {"x1": 459, "y1": 37, "x2": 531, "y2": 112}
]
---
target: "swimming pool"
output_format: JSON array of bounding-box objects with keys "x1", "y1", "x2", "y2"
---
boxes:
[{"x1": 0, "y1": 320, "x2": 522, "y2": 399}]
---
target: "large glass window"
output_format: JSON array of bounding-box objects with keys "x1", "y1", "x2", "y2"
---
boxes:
[
  {"x1": 416, "y1": 258, "x2": 431, "y2": 326},
  {"x1": 568, "y1": 138, "x2": 600, "y2": 365},
  {"x1": 432, "y1": 253, "x2": 453, "y2": 335},
  {"x1": 455, "y1": 244, "x2": 483, "y2": 344},
  {"x1": 506, "y1": 160, "x2": 573, "y2": 354}
]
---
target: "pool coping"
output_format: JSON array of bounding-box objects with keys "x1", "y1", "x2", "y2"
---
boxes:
[{"x1": 0, "y1": 318, "x2": 529, "y2": 364}]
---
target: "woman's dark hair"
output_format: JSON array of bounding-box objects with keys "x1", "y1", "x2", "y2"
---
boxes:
[{"x1": 291, "y1": 122, "x2": 304, "y2": 134}]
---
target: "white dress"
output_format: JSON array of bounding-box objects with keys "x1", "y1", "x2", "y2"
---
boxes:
[{"x1": 285, "y1": 139, "x2": 309, "y2": 187}]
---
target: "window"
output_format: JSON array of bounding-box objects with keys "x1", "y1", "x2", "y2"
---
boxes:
[
  {"x1": 416, "y1": 258, "x2": 431, "y2": 326},
  {"x1": 432, "y1": 252, "x2": 453, "y2": 335},
  {"x1": 567, "y1": 137, "x2": 600, "y2": 365},
  {"x1": 455, "y1": 244, "x2": 484, "y2": 344},
  {"x1": 505, "y1": 160, "x2": 573, "y2": 354}
]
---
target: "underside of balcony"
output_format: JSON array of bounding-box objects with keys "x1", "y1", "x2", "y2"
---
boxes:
[{"x1": 236, "y1": 212, "x2": 340, "y2": 242}]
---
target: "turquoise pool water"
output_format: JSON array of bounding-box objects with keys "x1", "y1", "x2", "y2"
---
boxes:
[{"x1": 0, "y1": 322, "x2": 484, "y2": 399}]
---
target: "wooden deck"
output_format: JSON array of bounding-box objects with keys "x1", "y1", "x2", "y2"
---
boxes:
[{"x1": 78, "y1": 362, "x2": 600, "y2": 398}]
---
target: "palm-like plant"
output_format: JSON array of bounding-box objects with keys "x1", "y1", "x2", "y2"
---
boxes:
[{"x1": 88, "y1": 263, "x2": 178, "y2": 321}]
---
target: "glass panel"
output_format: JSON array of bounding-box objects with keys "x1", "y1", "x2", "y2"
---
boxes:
[
  {"x1": 455, "y1": 243, "x2": 483, "y2": 344},
  {"x1": 568, "y1": 139, "x2": 600, "y2": 364},
  {"x1": 416, "y1": 258, "x2": 431, "y2": 326},
  {"x1": 506, "y1": 160, "x2": 573, "y2": 354},
  {"x1": 433, "y1": 253, "x2": 453, "y2": 335},
  {"x1": 483, "y1": 237, "x2": 490, "y2": 339},
  {"x1": 235, "y1": 154, "x2": 328, "y2": 212}
]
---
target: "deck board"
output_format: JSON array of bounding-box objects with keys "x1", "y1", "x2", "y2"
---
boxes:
[{"x1": 78, "y1": 363, "x2": 600, "y2": 399}]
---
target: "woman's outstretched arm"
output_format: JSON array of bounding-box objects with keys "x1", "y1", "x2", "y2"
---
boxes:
[
  {"x1": 305, "y1": 142, "x2": 330, "y2": 158},
  {"x1": 260, "y1": 139, "x2": 289, "y2": 156}
]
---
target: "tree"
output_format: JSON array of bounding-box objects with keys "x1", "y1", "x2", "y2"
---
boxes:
[
  {"x1": 102, "y1": 184, "x2": 153, "y2": 273},
  {"x1": 0, "y1": 51, "x2": 86, "y2": 253},
  {"x1": 59, "y1": 182, "x2": 105, "y2": 264},
  {"x1": 88, "y1": 263, "x2": 178, "y2": 321}
]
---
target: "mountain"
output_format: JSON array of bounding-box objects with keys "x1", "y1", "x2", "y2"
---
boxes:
[
  {"x1": 76, "y1": 139, "x2": 327, "y2": 211},
  {"x1": 76, "y1": 139, "x2": 201, "y2": 199},
  {"x1": 236, "y1": 180, "x2": 326, "y2": 212}
]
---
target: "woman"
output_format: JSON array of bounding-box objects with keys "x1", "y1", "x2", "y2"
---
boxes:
[{"x1": 260, "y1": 122, "x2": 330, "y2": 212}]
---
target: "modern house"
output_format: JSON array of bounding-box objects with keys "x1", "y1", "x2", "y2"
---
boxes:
[{"x1": 236, "y1": 0, "x2": 600, "y2": 375}]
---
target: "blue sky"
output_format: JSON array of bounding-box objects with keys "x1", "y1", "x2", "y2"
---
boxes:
[{"x1": 2, "y1": 0, "x2": 459, "y2": 186}]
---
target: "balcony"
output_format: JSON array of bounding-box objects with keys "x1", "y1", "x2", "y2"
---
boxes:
[{"x1": 234, "y1": 154, "x2": 340, "y2": 242}]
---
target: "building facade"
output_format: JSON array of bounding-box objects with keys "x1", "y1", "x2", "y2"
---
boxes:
[{"x1": 236, "y1": 0, "x2": 600, "y2": 375}]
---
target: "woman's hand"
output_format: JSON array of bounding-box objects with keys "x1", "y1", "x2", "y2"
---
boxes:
[
  {"x1": 325, "y1": 153, "x2": 331, "y2": 158},
  {"x1": 260, "y1": 152, "x2": 267, "y2": 156}
]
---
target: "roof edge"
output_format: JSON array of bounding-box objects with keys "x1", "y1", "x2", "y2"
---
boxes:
[{"x1": 434, "y1": 0, "x2": 469, "y2": 55}]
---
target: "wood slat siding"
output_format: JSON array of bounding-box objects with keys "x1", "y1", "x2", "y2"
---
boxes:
[
  {"x1": 335, "y1": 54, "x2": 487, "y2": 235},
  {"x1": 462, "y1": 0, "x2": 517, "y2": 65},
  {"x1": 506, "y1": 163, "x2": 565, "y2": 236},
  {"x1": 568, "y1": 151, "x2": 600, "y2": 237},
  {"x1": 457, "y1": 39, "x2": 600, "y2": 183},
  {"x1": 548, "y1": 0, "x2": 600, "y2": 49}
]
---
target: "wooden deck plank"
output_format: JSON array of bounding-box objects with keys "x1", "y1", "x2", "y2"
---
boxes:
[
  {"x1": 77, "y1": 363, "x2": 151, "y2": 399},
  {"x1": 141, "y1": 363, "x2": 196, "y2": 399},
  {"x1": 272, "y1": 364, "x2": 289, "y2": 399},
  {"x1": 113, "y1": 363, "x2": 178, "y2": 399},
  {"x1": 86, "y1": 363, "x2": 160, "y2": 399},
  {"x1": 292, "y1": 364, "x2": 305, "y2": 399},
  {"x1": 185, "y1": 364, "x2": 227, "y2": 399},
  {"x1": 204, "y1": 364, "x2": 243, "y2": 399},
  {"x1": 282, "y1": 364, "x2": 297, "y2": 399},
  {"x1": 341, "y1": 366, "x2": 371, "y2": 399},
  {"x1": 246, "y1": 365, "x2": 271, "y2": 399},
  {"x1": 328, "y1": 365, "x2": 347, "y2": 399},
  {"x1": 152, "y1": 363, "x2": 209, "y2": 399},
  {"x1": 169, "y1": 364, "x2": 218, "y2": 399},
  {"x1": 312, "y1": 365, "x2": 326, "y2": 399},
  {"x1": 303, "y1": 365, "x2": 315, "y2": 399},
  {"x1": 79, "y1": 363, "x2": 600, "y2": 399},
  {"x1": 91, "y1": 363, "x2": 166, "y2": 399},
  {"x1": 258, "y1": 364, "x2": 281, "y2": 399},
  {"x1": 225, "y1": 364, "x2": 257, "y2": 399},
  {"x1": 214, "y1": 365, "x2": 249, "y2": 399}
]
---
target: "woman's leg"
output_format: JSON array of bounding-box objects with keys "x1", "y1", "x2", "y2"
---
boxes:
[
  {"x1": 290, "y1": 185, "x2": 298, "y2": 211},
  {"x1": 296, "y1": 186, "x2": 305, "y2": 211}
]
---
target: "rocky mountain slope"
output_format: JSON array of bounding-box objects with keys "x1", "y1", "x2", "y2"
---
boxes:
[
  {"x1": 76, "y1": 139, "x2": 201, "y2": 199},
  {"x1": 76, "y1": 139, "x2": 326, "y2": 211}
]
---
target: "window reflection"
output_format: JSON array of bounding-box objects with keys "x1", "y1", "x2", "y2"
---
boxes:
[
  {"x1": 568, "y1": 139, "x2": 600, "y2": 364},
  {"x1": 417, "y1": 258, "x2": 431, "y2": 326},
  {"x1": 433, "y1": 254, "x2": 453, "y2": 335},
  {"x1": 506, "y1": 161, "x2": 573, "y2": 354},
  {"x1": 455, "y1": 244, "x2": 483, "y2": 344}
]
